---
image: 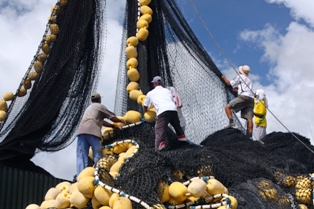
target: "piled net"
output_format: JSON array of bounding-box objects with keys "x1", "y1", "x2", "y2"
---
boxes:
[
  {"x1": 0, "y1": 0, "x2": 105, "y2": 160},
  {"x1": 97, "y1": 124, "x2": 314, "y2": 209},
  {"x1": 0, "y1": 0, "x2": 312, "y2": 208},
  {"x1": 114, "y1": 0, "x2": 245, "y2": 144}
]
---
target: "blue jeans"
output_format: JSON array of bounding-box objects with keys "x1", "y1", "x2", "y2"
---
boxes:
[{"x1": 76, "y1": 134, "x2": 102, "y2": 176}]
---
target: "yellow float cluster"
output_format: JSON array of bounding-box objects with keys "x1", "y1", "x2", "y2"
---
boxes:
[
  {"x1": 294, "y1": 176, "x2": 312, "y2": 205},
  {"x1": 25, "y1": 140, "x2": 139, "y2": 209},
  {"x1": 89, "y1": 140, "x2": 139, "y2": 179},
  {"x1": 282, "y1": 175, "x2": 296, "y2": 188},
  {"x1": 124, "y1": 0, "x2": 157, "y2": 124},
  {"x1": 0, "y1": 0, "x2": 68, "y2": 122},
  {"x1": 159, "y1": 177, "x2": 237, "y2": 209},
  {"x1": 91, "y1": 0, "x2": 156, "y2": 132},
  {"x1": 257, "y1": 179, "x2": 294, "y2": 206},
  {"x1": 25, "y1": 138, "x2": 239, "y2": 209},
  {"x1": 25, "y1": 168, "x2": 133, "y2": 209},
  {"x1": 98, "y1": 1, "x2": 156, "y2": 136},
  {"x1": 279, "y1": 173, "x2": 314, "y2": 207}
]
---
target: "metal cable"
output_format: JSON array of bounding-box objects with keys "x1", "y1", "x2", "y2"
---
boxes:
[{"x1": 188, "y1": 0, "x2": 314, "y2": 154}]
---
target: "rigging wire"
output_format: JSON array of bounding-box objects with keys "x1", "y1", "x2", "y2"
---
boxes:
[
  {"x1": 304, "y1": 110, "x2": 314, "y2": 144},
  {"x1": 188, "y1": 0, "x2": 314, "y2": 154}
]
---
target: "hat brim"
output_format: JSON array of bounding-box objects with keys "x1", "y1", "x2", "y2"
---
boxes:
[
  {"x1": 151, "y1": 80, "x2": 162, "y2": 84},
  {"x1": 239, "y1": 67, "x2": 248, "y2": 76}
]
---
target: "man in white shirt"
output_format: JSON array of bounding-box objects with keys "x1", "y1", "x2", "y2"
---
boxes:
[
  {"x1": 221, "y1": 65, "x2": 254, "y2": 139},
  {"x1": 143, "y1": 76, "x2": 187, "y2": 151}
]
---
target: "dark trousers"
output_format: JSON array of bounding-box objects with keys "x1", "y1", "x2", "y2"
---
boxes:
[{"x1": 155, "y1": 111, "x2": 185, "y2": 150}]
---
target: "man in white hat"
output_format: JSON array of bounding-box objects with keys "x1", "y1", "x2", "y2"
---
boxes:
[
  {"x1": 76, "y1": 92, "x2": 125, "y2": 177},
  {"x1": 143, "y1": 76, "x2": 187, "y2": 151},
  {"x1": 221, "y1": 65, "x2": 254, "y2": 139}
]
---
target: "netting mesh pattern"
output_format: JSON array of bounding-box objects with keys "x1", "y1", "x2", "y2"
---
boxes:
[
  {"x1": 0, "y1": 0, "x2": 311, "y2": 208},
  {"x1": 0, "y1": 0, "x2": 106, "y2": 160},
  {"x1": 99, "y1": 123, "x2": 314, "y2": 209},
  {"x1": 114, "y1": 0, "x2": 244, "y2": 143}
]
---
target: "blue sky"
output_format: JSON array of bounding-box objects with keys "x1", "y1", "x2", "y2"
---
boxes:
[
  {"x1": 178, "y1": 0, "x2": 293, "y2": 86},
  {"x1": 0, "y1": 0, "x2": 314, "y2": 180}
]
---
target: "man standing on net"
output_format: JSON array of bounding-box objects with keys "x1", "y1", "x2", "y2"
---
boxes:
[
  {"x1": 221, "y1": 65, "x2": 254, "y2": 139},
  {"x1": 76, "y1": 93, "x2": 125, "y2": 177},
  {"x1": 253, "y1": 89, "x2": 268, "y2": 143},
  {"x1": 143, "y1": 76, "x2": 187, "y2": 151}
]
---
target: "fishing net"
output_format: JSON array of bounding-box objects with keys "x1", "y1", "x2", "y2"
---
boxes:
[
  {"x1": 0, "y1": 0, "x2": 105, "y2": 160},
  {"x1": 96, "y1": 124, "x2": 314, "y2": 209},
  {"x1": 0, "y1": 0, "x2": 313, "y2": 208},
  {"x1": 114, "y1": 0, "x2": 245, "y2": 144}
]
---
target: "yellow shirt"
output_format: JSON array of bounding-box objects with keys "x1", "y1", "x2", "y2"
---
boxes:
[{"x1": 254, "y1": 100, "x2": 267, "y2": 127}]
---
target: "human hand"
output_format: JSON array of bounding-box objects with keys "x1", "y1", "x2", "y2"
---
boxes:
[
  {"x1": 113, "y1": 123, "x2": 123, "y2": 130},
  {"x1": 119, "y1": 118, "x2": 126, "y2": 125}
]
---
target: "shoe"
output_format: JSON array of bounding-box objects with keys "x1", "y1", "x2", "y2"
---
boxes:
[
  {"x1": 257, "y1": 140, "x2": 264, "y2": 145},
  {"x1": 177, "y1": 135, "x2": 187, "y2": 142},
  {"x1": 224, "y1": 123, "x2": 235, "y2": 129},
  {"x1": 158, "y1": 141, "x2": 165, "y2": 150},
  {"x1": 249, "y1": 137, "x2": 253, "y2": 140}
]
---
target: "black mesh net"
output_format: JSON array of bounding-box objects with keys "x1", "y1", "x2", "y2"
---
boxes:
[
  {"x1": 114, "y1": 0, "x2": 245, "y2": 143},
  {"x1": 0, "y1": 0, "x2": 313, "y2": 208},
  {"x1": 97, "y1": 124, "x2": 314, "y2": 209},
  {"x1": 0, "y1": 0, "x2": 105, "y2": 160}
]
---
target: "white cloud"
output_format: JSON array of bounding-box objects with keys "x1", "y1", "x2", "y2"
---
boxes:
[
  {"x1": 240, "y1": 24, "x2": 282, "y2": 65},
  {"x1": 266, "y1": 0, "x2": 314, "y2": 27},
  {"x1": 0, "y1": 0, "x2": 125, "y2": 180},
  {"x1": 235, "y1": 2, "x2": 314, "y2": 144},
  {"x1": 0, "y1": 1, "x2": 56, "y2": 94}
]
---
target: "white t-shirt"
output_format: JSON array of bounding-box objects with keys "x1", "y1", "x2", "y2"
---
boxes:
[
  {"x1": 144, "y1": 86, "x2": 177, "y2": 116},
  {"x1": 77, "y1": 103, "x2": 115, "y2": 138},
  {"x1": 230, "y1": 74, "x2": 254, "y2": 98}
]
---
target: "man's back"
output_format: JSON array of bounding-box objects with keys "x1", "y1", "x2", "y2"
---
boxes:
[
  {"x1": 230, "y1": 74, "x2": 254, "y2": 98},
  {"x1": 78, "y1": 103, "x2": 114, "y2": 137},
  {"x1": 145, "y1": 86, "x2": 177, "y2": 116}
]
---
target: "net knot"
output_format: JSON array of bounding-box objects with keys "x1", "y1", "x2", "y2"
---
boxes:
[{"x1": 92, "y1": 177, "x2": 99, "y2": 185}]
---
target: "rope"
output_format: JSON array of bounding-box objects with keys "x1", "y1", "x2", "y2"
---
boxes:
[
  {"x1": 304, "y1": 110, "x2": 314, "y2": 142},
  {"x1": 188, "y1": 0, "x2": 314, "y2": 154},
  {"x1": 95, "y1": 139, "x2": 151, "y2": 209},
  {"x1": 0, "y1": 3, "x2": 58, "y2": 130},
  {"x1": 167, "y1": 193, "x2": 231, "y2": 209},
  {"x1": 102, "y1": 121, "x2": 143, "y2": 139}
]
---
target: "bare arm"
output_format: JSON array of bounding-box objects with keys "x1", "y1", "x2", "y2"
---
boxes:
[
  {"x1": 143, "y1": 106, "x2": 148, "y2": 113},
  {"x1": 221, "y1": 75, "x2": 231, "y2": 86},
  {"x1": 103, "y1": 120, "x2": 115, "y2": 128},
  {"x1": 102, "y1": 117, "x2": 125, "y2": 130},
  {"x1": 110, "y1": 116, "x2": 125, "y2": 124}
]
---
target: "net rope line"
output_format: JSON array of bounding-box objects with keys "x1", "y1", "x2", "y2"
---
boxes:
[
  {"x1": 95, "y1": 141, "x2": 233, "y2": 209},
  {"x1": 95, "y1": 139, "x2": 151, "y2": 209},
  {"x1": 101, "y1": 121, "x2": 144, "y2": 139},
  {"x1": 188, "y1": 0, "x2": 314, "y2": 154},
  {"x1": 304, "y1": 110, "x2": 314, "y2": 142},
  {"x1": 0, "y1": 3, "x2": 59, "y2": 130}
]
